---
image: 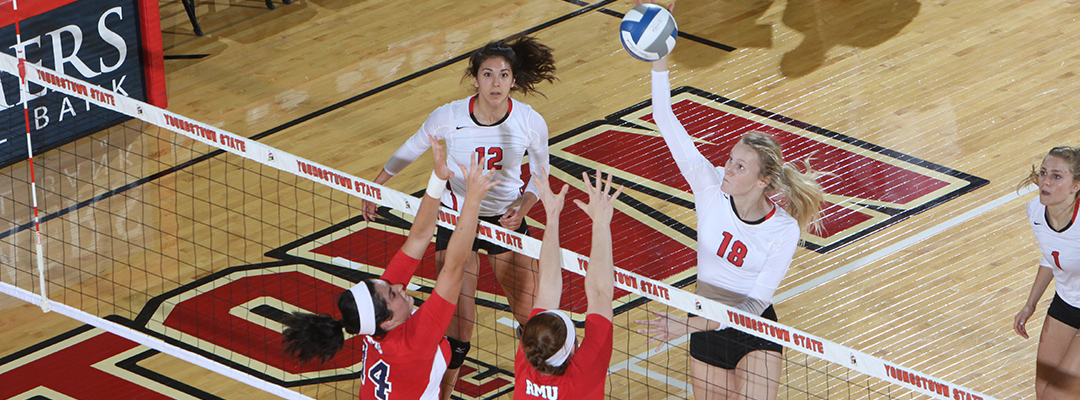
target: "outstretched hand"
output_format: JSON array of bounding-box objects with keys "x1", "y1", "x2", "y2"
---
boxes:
[
  {"x1": 635, "y1": 311, "x2": 690, "y2": 352},
  {"x1": 573, "y1": 169, "x2": 623, "y2": 225},
  {"x1": 461, "y1": 153, "x2": 499, "y2": 200},
  {"x1": 533, "y1": 171, "x2": 568, "y2": 217},
  {"x1": 429, "y1": 135, "x2": 453, "y2": 181}
]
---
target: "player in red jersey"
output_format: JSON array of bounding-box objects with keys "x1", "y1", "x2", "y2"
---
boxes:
[
  {"x1": 281, "y1": 136, "x2": 497, "y2": 400},
  {"x1": 514, "y1": 169, "x2": 621, "y2": 400},
  {"x1": 1014, "y1": 146, "x2": 1080, "y2": 400}
]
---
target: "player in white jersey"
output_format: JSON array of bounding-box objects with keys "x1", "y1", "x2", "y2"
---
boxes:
[
  {"x1": 635, "y1": 7, "x2": 825, "y2": 397},
  {"x1": 1013, "y1": 146, "x2": 1080, "y2": 399},
  {"x1": 281, "y1": 139, "x2": 496, "y2": 400},
  {"x1": 362, "y1": 36, "x2": 556, "y2": 398}
]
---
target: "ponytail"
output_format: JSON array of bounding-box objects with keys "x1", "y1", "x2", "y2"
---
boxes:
[
  {"x1": 281, "y1": 312, "x2": 348, "y2": 364},
  {"x1": 740, "y1": 132, "x2": 825, "y2": 236},
  {"x1": 778, "y1": 160, "x2": 826, "y2": 235},
  {"x1": 465, "y1": 36, "x2": 556, "y2": 96},
  {"x1": 520, "y1": 313, "x2": 570, "y2": 375},
  {"x1": 281, "y1": 281, "x2": 393, "y2": 363}
]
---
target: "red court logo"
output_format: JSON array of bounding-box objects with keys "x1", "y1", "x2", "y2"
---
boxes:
[
  {"x1": 0, "y1": 318, "x2": 220, "y2": 400},
  {"x1": 551, "y1": 86, "x2": 986, "y2": 253},
  {"x1": 271, "y1": 87, "x2": 986, "y2": 316},
  {"x1": 133, "y1": 261, "x2": 369, "y2": 386},
  {"x1": 129, "y1": 260, "x2": 514, "y2": 397}
]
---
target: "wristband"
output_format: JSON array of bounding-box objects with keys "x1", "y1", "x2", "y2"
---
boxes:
[{"x1": 426, "y1": 172, "x2": 448, "y2": 199}]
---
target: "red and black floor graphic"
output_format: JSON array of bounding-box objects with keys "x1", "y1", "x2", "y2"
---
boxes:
[
  {"x1": 551, "y1": 86, "x2": 987, "y2": 253},
  {"x1": 1, "y1": 87, "x2": 984, "y2": 399},
  {"x1": 0, "y1": 315, "x2": 222, "y2": 400},
  {"x1": 120, "y1": 260, "x2": 513, "y2": 399},
  {"x1": 268, "y1": 86, "x2": 987, "y2": 316}
]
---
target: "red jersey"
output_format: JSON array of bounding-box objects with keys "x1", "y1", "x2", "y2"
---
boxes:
[
  {"x1": 358, "y1": 250, "x2": 454, "y2": 400},
  {"x1": 513, "y1": 310, "x2": 613, "y2": 400}
]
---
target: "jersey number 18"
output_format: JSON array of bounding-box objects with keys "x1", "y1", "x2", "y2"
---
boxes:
[{"x1": 717, "y1": 231, "x2": 747, "y2": 267}]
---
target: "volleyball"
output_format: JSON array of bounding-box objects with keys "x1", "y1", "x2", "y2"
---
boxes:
[{"x1": 619, "y1": 3, "x2": 678, "y2": 62}]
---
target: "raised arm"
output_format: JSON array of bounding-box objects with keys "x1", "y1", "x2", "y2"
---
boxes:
[
  {"x1": 532, "y1": 171, "x2": 568, "y2": 311},
  {"x1": 433, "y1": 155, "x2": 499, "y2": 304},
  {"x1": 573, "y1": 169, "x2": 623, "y2": 322},
  {"x1": 399, "y1": 136, "x2": 455, "y2": 259},
  {"x1": 363, "y1": 107, "x2": 451, "y2": 221}
]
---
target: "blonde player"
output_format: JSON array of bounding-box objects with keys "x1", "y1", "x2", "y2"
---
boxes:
[
  {"x1": 635, "y1": 5, "x2": 825, "y2": 397},
  {"x1": 281, "y1": 138, "x2": 496, "y2": 400},
  {"x1": 1013, "y1": 146, "x2": 1080, "y2": 400},
  {"x1": 362, "y1": 36, "x2": 556, "y2": 397},
  {"x1": 515, "y1": 169, "x2": 620, "y2": 400}
]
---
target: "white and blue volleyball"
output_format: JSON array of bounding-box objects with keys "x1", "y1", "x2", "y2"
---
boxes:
[{"x1": 619, "y1": 4, "x2": 678, "y2": 62}]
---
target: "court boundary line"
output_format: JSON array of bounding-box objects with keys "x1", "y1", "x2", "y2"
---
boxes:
[
  {"x1": 609, "y1": 185, "x2": 1036, "y2": 393},
  {"x1": 3, "y1": 0, "x2": 740, "y2": 241}
]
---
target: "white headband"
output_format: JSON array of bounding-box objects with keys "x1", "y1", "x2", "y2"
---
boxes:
[
  {"x1": 349, "y1": 283, "x2": 377, "y2": 336},
  {"x1": 539, "y1": 310, "x2": 576, "y2": 367}
]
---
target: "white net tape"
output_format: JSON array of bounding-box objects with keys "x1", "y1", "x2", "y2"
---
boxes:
[{"x1": 0, "y1": 53, "x2": 996, "y2": 400}]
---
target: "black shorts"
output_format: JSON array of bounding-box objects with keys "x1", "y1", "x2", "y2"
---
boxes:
[
  {"x1": 434, "y1": 214, "x2": 529, "y2": 255},
  {"x1": 1048, "y1": 293, "x2": 1080, "y2": 329},
  {"x1": 689, "y1": 305, "x2": 784, "y2": 370}
]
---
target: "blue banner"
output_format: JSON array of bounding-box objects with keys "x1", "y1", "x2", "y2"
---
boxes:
[{"x1": 0, "y1": 0, "x2": 147, "y2": 167}]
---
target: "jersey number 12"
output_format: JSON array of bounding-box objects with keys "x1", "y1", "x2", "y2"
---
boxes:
[
  {"x1": 475, "y1": 147, "x2": 504, "y2": 170},
  {"x1": 717, "y1": 231, "x2": 747, "y2": 267}
]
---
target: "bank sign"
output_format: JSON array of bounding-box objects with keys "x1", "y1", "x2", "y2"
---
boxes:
[{"x1": 0, "y1": 0, "x2": 150, "y2": 167}]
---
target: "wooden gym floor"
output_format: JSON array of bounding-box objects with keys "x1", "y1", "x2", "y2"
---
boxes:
[{"x1": 2, "y1": 0, "x2": 1079, "y2": 398}]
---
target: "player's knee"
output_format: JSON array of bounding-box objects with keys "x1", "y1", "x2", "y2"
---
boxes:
[{"x1": 447, "y1": 337, "x2": 471, "y2": 369}]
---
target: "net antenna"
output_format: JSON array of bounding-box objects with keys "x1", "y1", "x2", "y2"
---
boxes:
[{"x1": 10, "y1": 0, "x2": 49, "y2": 313}]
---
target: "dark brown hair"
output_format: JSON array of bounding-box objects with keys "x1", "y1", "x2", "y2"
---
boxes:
[
  {"x1": 520, "y1": 312, "x2": 570, "y2": 375},
  {"x1": 465, "y1": 36, "x2": 556, "y2": 96},
  {"x1": 280, "y1": 280, "x2": 392, "y2": 363}
]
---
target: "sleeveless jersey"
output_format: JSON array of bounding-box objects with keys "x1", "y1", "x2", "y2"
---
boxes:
[{"x1": 383, "y1": 96, "x2": 551, "y2": 216}]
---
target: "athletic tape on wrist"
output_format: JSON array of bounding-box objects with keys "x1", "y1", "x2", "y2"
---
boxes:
[{"x1": 426, "y1": 172, "x2": 447, "y2": 200}]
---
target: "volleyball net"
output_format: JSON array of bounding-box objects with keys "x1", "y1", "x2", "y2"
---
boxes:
[{"x1": 0, "y1": 54, "x2": 998, "y2": 400}]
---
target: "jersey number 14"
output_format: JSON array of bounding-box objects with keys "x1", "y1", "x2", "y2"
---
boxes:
[{"x1": 717, "y1": 231, "x2": 747, "y2": 267}]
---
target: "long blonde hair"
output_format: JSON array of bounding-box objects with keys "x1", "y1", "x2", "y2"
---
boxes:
[
  {"x1": 1018, "y1": 146, "x2": 1080, "y2": 198},
  {"x1": 740, "y1": 132, "x2": 825, "y2": 235}
]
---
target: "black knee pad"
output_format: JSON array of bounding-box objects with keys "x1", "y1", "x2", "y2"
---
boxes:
[{"x1": 447, "y1": 337, "x2": 471, "y2": 369}]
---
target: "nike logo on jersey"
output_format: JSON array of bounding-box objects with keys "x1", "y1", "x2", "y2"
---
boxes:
[
  {"x1": 456, "y1": 126, "x2": 467, "y2": 130},
  {"x1": 1035, "y1": 222, "x2": 1042, "y2": 225}
]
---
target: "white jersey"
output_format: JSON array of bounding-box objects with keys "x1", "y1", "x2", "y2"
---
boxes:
[
  {"x1": 384, "y1": 96, "x2": 550, "y2": 216},
  {"x1": 651, "y1": 70, "x2": 801, "y2": 309},
  {"x1": 1027, "y1": 198, "x2": 1080, "y2": 308}
]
